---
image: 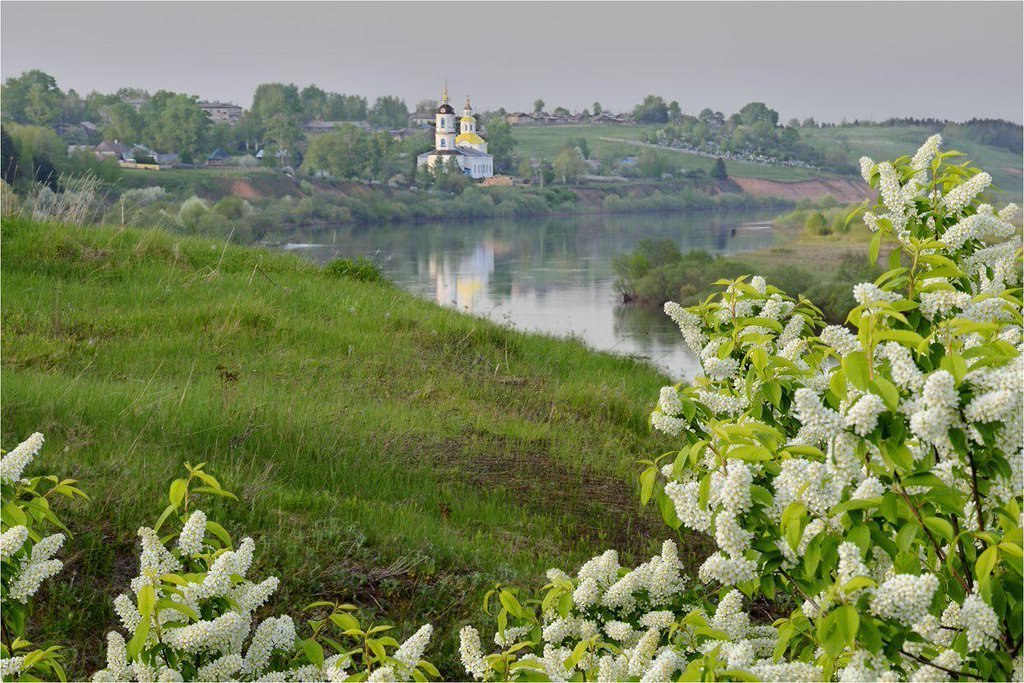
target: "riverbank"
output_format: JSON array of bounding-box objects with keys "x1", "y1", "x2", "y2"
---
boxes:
[
  {"x1": 100, "y1": 168, "x2": 799, "y2": 242},
  {"x1": 1, "y1": 216, "x2": 685, "y2": 677},
  {"x1": 613, "y1": 205, "x2": 879, "y2": 323}
]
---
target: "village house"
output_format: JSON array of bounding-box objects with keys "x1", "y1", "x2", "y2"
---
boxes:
[
  {"x1": 505, "y1": 112, "x2": 535, "y2": 125},
  {"x1": 94, "y1": 140, "x2": 131, "y2": 160},
  {"x1": 198, "y1": 101, "x2": 243, "y2": 124},
  {"x1": 303, "y1": 120, "x2": 373, "y2": 134},
  {"x1": 409, "y1": 110, "x2": 435, "y2": 127}
]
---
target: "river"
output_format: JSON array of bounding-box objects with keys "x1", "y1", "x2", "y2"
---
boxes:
[{"x1": 267, "y1": 209, "x2": 779, "y2": 381}]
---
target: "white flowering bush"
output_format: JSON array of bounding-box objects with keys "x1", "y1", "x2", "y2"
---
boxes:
[
  {"x1": 1, "y1": 432, "x2": 89, "y2": 682},
  {"x1": 92, "y1": 462, "x2": 439, "y2": 682},
  {"x1": 462, "y1": 138, "x2": 1023, "y2": 681}
]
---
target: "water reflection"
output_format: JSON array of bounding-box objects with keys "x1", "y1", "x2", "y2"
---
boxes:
[{"x1": 269, "y1": 210, "x2": 779, "y2": 380}]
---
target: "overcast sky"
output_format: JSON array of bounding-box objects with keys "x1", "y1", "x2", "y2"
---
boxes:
[{"x1": 2, "y1": 1, "x2": 1022, "y2": 123}]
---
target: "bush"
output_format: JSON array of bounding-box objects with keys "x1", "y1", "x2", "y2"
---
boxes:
[
  {"x1": 90, "y1": 465, "x2": 438, "y2": 682},
  {"x1": 463, "y1": 136, "x2": 1024, "y2": 680},
  {"x1": 804, "y1": 211, "x2": 831, "y2": 236},
  {"x1": 324, "y1": 256, "x2": 386, "y2": 283},
  {"x1": 177, "y1": 196, "x2": 208, "y2": 233},
  {"x1": 1, "y1": 434, "x2": 89, "y2": 681}
]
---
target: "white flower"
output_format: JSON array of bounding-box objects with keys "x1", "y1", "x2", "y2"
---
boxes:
[
  {"x1": 911, "y1": 135, "x2": 941, "y2": 171},
  {"x1": 394, "y1": 624, "x2": 432, "y2": 668},
  {"x1": 871, "y1": 574, "x2": 939, "y2": 625},
  {"x1": 853, "y1": 282, "x2": 900, "y2": 309},
  {"x1": 657, "y1": 386, "x2": 682, "y2": 416},
  {"x1": 1, "y1": 656, "x2": 26, "y2": 678},
  {"x1": 961, "y1": 592, "x2": 1001, "y2": 651},
  {"x1": 698, "y1": 552, "x2": 757, "y2": 586},
  {"x1": 650, "y1": 412, "x2": 686, "y2": 436},
  {"x1": 9, "y1": 558, "x2": 63, "y2": 603},
  {"x1": 459, "y1": 626, "x2": 488, "y2": 680},
  {"x1": 0, "y1": 432, "x2": 44, "y2": 483},
  {"x1": 196, "y1": 654, "x2": 244, "y2": 682},
  {"x1": 367, "y1": 666, "x2": 396, "y2": 682},
  {"x1": 664, "y1": 302, "x2": 707, "y2": 354},
  {"x1": 845, "y1": 393, "x2": 887, "y2": 436},
  {"x1": 665, "y1": 480, "x2": 710, "y2": 532},
  {"x1": 942, "y1": 172, "x2": 991, "y2": 214},
  {"x1": 703, "y1": 356, "x2": 739, "y2": 381},
  {"x1": 178, "y1": 510, "x2": 207, "y2": 557},
  {"x1": 240, "y1": 616, "x2": 296, "y2": 675},
  {"x1": 859, "y1": 156, "x2": 875, "y2": 183},
  {"x1": 793, "y1": 389, "x2": 844, "y2": 444},
  {"x1": 820, "y1": 325, "x2": 861, "y2": 357},
  {"x1": 0, "y1": 525, "x2": 29, "y2": 560}
]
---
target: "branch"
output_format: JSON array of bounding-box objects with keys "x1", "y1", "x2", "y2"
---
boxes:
[
  {"x1": 965, "y1": 450, "x2": 986, "y2": 532},
  {"x1": 899, "y1": 649, "x2": 983, "y2": 680},
  {"x1": 778, "y1": 567, "x2": 819, "y2": 614},
  {"x1": 894, "y1": 480, "x2": 970, "y2": 593}
]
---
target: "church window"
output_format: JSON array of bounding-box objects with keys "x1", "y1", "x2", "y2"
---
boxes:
[{"x1": 440, "y1": 139, "x2": 446, "y2": 148}]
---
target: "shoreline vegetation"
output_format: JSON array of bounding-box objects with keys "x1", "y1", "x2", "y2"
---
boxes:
[
  {"x1": 4, "y1": 165, "x2": 797, "y2": 244},
  {"x1": 613, "y1": 198, "x2": 883, "y2": 324},
  {"x1": 2, "y1": 215, "x2": 684, "y2": 678}
]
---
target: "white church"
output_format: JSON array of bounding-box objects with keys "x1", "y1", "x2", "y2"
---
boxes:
[{"x1": 417, "y1": 83, "x2": 494, "y2": 179}]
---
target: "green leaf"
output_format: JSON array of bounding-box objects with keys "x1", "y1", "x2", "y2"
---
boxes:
[
  {"x1": 924, "y1": 517, "x2": 954, "y2": 541},
  {"x1": 869, "y1": 230, "x2": 882, "y2": 265},
  {"x1": 843, "y1": 352, "x2": 871, "y2": 391},
  {"x1": 499, "y1": 591, "x2": 525, "y2": 619},
  {"x1": 939, "y1": 353, "x2": 968, "y2": 384},
  {"x1": 835, "y1": 605, "x2": 860, "y2": 643},
  {"x1": 205, "y1": 521, "x2": 232, "y2": 547},
  {"x1": 639, "y1": 467, "x2": 657, "y2": 506},
  {"x1": 137, "y1": 584, "x2": 155, "y2": 620},
  {"x1": 871, "y1": 377, "x2": 900, "y2": 412},
  {"x1": 153, "y1": 504, "x2": 178, "y2": 533},
  {"x1": 169, "y1": 479, "x2": 188, "y2": 506},
  {"x1": 726, "y1": 444, "x2": 773, "y2": 461},
  {"x1": 842, "y1": 576, "x2": 876, "y2": 593},
  {"x1": 330, "y1": 613, "x2": 360, "y2": 631},
  {"x1": 301, "y1": 638, "x2": 325, "y2": 667},
  {"x1": 976, "y1": 545, "x2": 999, "y2": 582}
]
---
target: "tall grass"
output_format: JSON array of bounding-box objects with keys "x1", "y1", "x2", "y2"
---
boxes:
[{"x1": 1, "y1": 217, "x2": 680, "y2": 677}]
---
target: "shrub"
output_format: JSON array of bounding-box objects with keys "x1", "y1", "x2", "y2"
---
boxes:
[
  {"x1": 804, "y1": 211, "x2": 831, "y2": 236},
  {"x1": 177, "y1": 196, "x2": 208, "y2": 233},
  {"x1": 1, "y1": 433, "x2": 89, "y2": 682},
  {"x1": 324, "y1": 256, "x2": 386, "y2": 283},
  {"x1": 464, "y1": 136, "x2": 1024, "y2": 680},
  {"x1": 91, "y1": 464, "x2": 439, "y2": 682}
]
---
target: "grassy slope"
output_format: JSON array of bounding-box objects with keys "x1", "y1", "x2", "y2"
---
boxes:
[
  {"x1": 1, "y1": 217, "x2": 680, "y2": 677},
  {"x1": 512, "y1": 123, "x2": 1023, "y2": 190},
  {"x1": 511, "y1": 124, "x2": 817, "y2": 182},
  {"x1": 800, "y1": 125, "x2": 1023, "y2": 201}
]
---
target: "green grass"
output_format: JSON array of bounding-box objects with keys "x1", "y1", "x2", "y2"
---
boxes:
[
  {"x1": 1, "y1": 217, "x2": 683, "y2": 678},
  {"x1": 799, "y1": 125, "x2": 1023, "y2": 201},
  {"x1": 511, "y1": 124, "x2": 820, "y2": 182}
]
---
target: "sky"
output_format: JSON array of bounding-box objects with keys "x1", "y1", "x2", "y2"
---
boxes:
[{"x1": 2, "y1": 1, "x2": 1022, "y2": 123}]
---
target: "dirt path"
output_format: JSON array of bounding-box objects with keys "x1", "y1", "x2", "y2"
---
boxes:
[{"x1": 732, "y1": 176, "x2": 872, "y2": 202}]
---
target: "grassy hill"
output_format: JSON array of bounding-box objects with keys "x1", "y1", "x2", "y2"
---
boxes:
[
  {"x1": 511, "y1": 123, "x2": 1022, "y2": 196},
  {"x1": 799, "y1": 125, "x2": 1022, "y2": 201},
  {"x1": 1, "y1": 217, "x2": 681, "y2": 678}
]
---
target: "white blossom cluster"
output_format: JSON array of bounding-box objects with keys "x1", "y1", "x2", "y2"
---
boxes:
[
  {"x1": 0, "y1": 432, "x2": 45, "y2": 484},
  {"x1": 644, "y1": 135, "x2": 1023, "y2": 680},
  {"x1": 93, "y1": 511, "x2": 436, "y2": 682},
  {"x1": 459, "y1": 545, "x2": 822, "y2": 682}
]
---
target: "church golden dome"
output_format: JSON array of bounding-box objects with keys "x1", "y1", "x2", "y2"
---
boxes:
[
  {"x1": 460, "y1": 116, "x2": 475, "y2": 123},
  {"x1": 456, "y1": 132, "x2": 485, "y2": 145}
]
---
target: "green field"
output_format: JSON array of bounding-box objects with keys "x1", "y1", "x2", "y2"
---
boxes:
[
  {"x1": 800, "y1": 125, "x2": 1022, "y2": 201},
  {"x1": 511, "y1": 123, "x2": 1023, "y2": 190},
  {"x1": 511, "y1": 124, "x2": 823, "y2": 182},
  {"x1": 1, "y1": 217, "x2": 682, "y2": 678}
]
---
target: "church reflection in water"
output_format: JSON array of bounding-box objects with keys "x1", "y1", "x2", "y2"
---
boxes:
[{"x1": 274, "y1": 210, "x2": 779, "y2": 380}]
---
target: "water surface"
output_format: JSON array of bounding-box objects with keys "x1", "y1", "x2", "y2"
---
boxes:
[{"x1": 267, "y1": 210, "x2": 778, "y2": 380}]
